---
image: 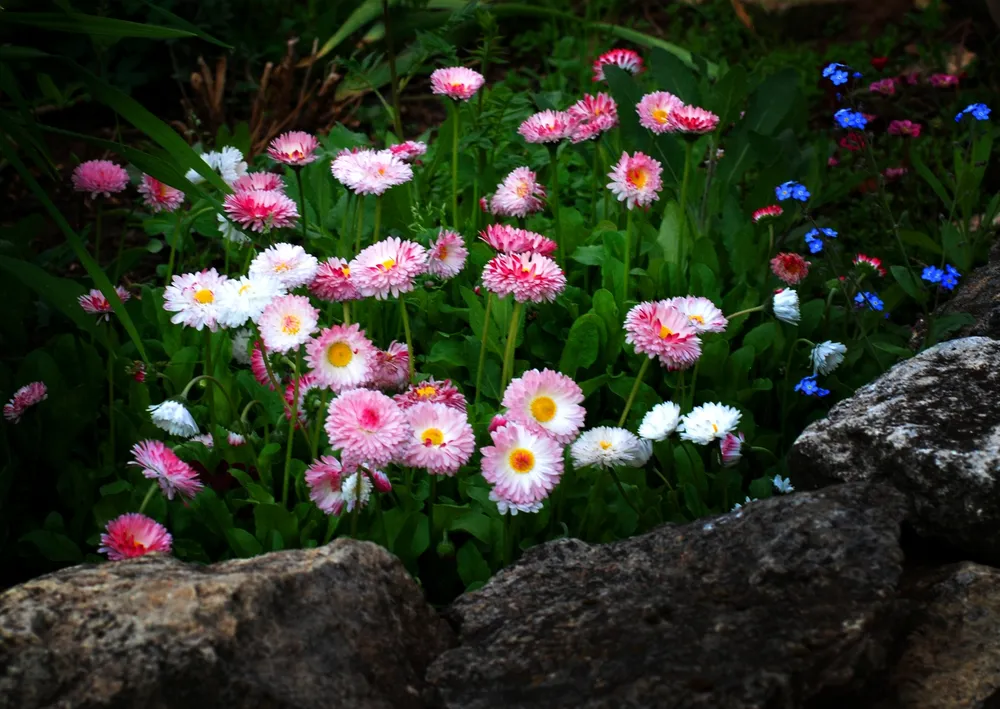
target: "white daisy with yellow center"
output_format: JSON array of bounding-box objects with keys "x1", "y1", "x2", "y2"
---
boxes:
[
  {"x1": 481, "y1": 422, "x2": 564, "y2": 509},
  {"x1": 501, "y1": 368, "x2": 586, "y2": 445},
  {"x1": 216, "y1": 274, "x2": 286, "y2": 328},
  {"x1": 677, "y1": 402, "x2": 742, "y2": 446},
  {"x1": 570, "y1": 426, "x2": 645, "y2": 469}
]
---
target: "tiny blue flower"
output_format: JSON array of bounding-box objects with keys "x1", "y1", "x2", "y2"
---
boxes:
[
  {"x1": 775, "y1": 181, "x2": 810, "y2": 202},
  {"x1": 773, "y1": 475, "x2": 795, "y2": 494},
  {"x1": 805, "y1": 235, "x2": 824, "y2": 253},
  {"x1": 854, "y1": 291, "x2": 884, "y2": 311},
  {"x1": 795, "y1": 375, "x2": 830, "y2": 398},
  {"x1": 822, "y1": 62, "x2": 850, "y2": 86},
  {"x1": 834, "y1": 108, "x2": 867, "y2": 130},
  {"x1": 945, "y1": 264, "x2": 961, "y2": 277},
  {"x1": 941, "y1": 273, "x2": 959, "y2": 290},
  {"x1": 955, "y1": 103, "x2": 991, "y2": 122},
  {"x1": 852, "y1": 71, "x2": 863, "y2": 78},
  {"x1": 921, "y1": 265, "x2": 944, "y2": 283}
]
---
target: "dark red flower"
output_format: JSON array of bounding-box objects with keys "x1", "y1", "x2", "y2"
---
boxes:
[
  {"x1": 839, "y1": 132, "x2": 867, "y2": 151},
  {"x1": 870, "y1": 57, "x2": 889, "y2": 71}
]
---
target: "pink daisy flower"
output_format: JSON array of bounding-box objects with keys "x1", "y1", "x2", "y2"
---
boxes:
[
  {"x1": 71, "y1": 160, "x2": 129, "y2": 198},
  {"x1": 854, "y1": 253, "x2": 886, "y2": 277},
  {"x1": 666, "y1": 295, "x2": 728, "y2": 334},
  {"x1": 430, "y1": 66, "x2": 485, "y2": 101},
  {"x1": 223, "y1": 189, "x2": 299, "y2": 232},
  {"x1": 283, "y1": 372, "x2": 322, "y2": 424},
  {"x1": 502, "y1": 368, "x2": 585, "y2": 444},
  {"x1": 869, "y1": 78, "x2": 897, "y2": 95},
  {"x1": 402, "y1": 402, "x2": 475, "y2": 475},
  {"x1": 667, "y1": 105, "x2": 720, "y2": 134},
  {"x1": 162, "y1": 268, "x2": 227, "y2": 331},
  {"x1": 636, "y1": 91, "x2": 684, "y2": 134},
  {"x1": 309, "y1": 257, "x2": 361, "y2": 302},
  {"x1": 394, "y1": 378, "x2": 467, "y2": 412},
  {"x1": 324, "y1": 388, "x2": 410, "y2": 467},
  {"x1": 267, "y1": 131, "x2": 320, "y2": 166},
  {"x1": 137, "y1": 174, "x2": 184, "y2": 212},
  {"x1": 482, "y1": 252, "x2": 567, "y2": 303},
  {"x1": 371, "y1": 342, "x2": 410, "y2": 390},
  {"x1": 249, "y1": 242, "x2": 319, "y2": 289},
  {"x1": 888, "y1": 120, "x2": 921, "y2": 137},
  {"x1": 518, "y1": 110, "x2": 572, "y2": 143},
  {"x1": 389, "y1": 141, "x2": 427, "y2": 162},
  {"x1": 305, "y1": 455, "x2": 344, "y2": 515},
  {"x1": 592, "y1": 48, "x2": 643, "y2": 82},
  {"x1": 883, "y1": 166, "x2": 908, "y2": 180},
  {"x1": 488, "y1": 413, "x2": 509, "y2": 433},
  {"x1": 480, "y1": 224, "x2": 558, "y2": 257},
  {"x1": 481, "y1": 422, "x2": 563, "y2": 509},
  {"x1": 128, "y1": 440, "x2": 204, "y2": 500},
  {"x1": 928, "y1": 73, "x2": 959, "y2": 88},
  {"x1": 3, "y1": 381, "x2": 47, "y2": 423},
  {"x1": 251, "y1": 340, "x2": 276, "y2": 390},
  {"x1": 350, "y1": 237, "x2": 428, "y2": 300},
  {"x1": 770, "y1": 253, "x2": 811, "y2": 285},
  {"x1": 607, "y1": 151, "x2": 663, "y2": 210},
  {"x1": 624, "y1": 300, "x2": 702, "y2": 369},
  {"x1": 331, "y1": 149, "x2": 413, "y2": 196},
  {"x1": 567, "y1": 92, "x2": 619, "y2": 143},
  {"x1": 720, "y1": 431, "x2": 745, "y2": 468},
  {"x1": 231, "y1": 172, "x2": 286, "y2": 193},
  {"x1": 78, "y1": 285, "x2": 130, "y2": 321},
  {"x1": 752, "y1": 205, "x2": 784, "y2": 223},
  {"x1": 258, "y1": 294, "x2": 319, "y2": 353},
  {"x1": 427, "y1": 230, "x2": 468, "y2": 280},
  {"x1": 98, "y1": 513, "x2": 172, "y2": 561},
  {"x1": 490, "y1": 167, "x2": 547, "y2": 218},
  {"x1": 305, "y1": 324, "x2": 375, "y2": 393}
]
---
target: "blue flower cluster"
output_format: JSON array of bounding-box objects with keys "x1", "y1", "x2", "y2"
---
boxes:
[
  {"x1": 804, "y1": 227, "x2": 838, "y2": 254},
  {"x1": 775, "y1": 181, "x2": 810, "y2": 202},
  {"x1": 854, "y1": 291, "x2": 884, "y2": 311},
  {"x1": 921, "y1": 264, "x2": 961, "y2": 290},
  {"x1": 822, "y1": 63, "x2": 850, "y2": 86},
  {"x1": 795, "y1": 375, "x2": 830, "y2": 398},
  {"x1": 834, "y1": 109, "x2": 867, "y2": 130},
  {"x1": 955, "y1": 103, "x2": 991, "y2": 122}
]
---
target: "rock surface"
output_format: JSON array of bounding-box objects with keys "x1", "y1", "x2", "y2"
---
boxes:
[
  {"x1": 789, "y1": 337, "x2": 1000, "y2": 561},
  {"x1": 0, "y1": 539, "x2": 453, "y2": 709},
  {"x1": 936, "y1": 239, "x2": 1000, "y2": 340},
  {"x1": 427, "y1": 483, "x2": 907, "y2": 709},
  {"x1": 887, "y1": 562, "x2": 1000, "y2": 708}
]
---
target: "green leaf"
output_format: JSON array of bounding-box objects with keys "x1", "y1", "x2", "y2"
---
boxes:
[
  {"x1": 456, "y1": 541, "x2": 492, "y2": 587},
  {"x1": 709, "y1": 65, "x2": 749, "y2": 127},
  {"x1": 99, "y1": 480, "x2": 132, "y2": 496},
  {"x1": 254, "y1": 503, "x2": 299, "y2": 546},
  {"x1": 558, "y1": 314, "x2": 603, "y2": 378},
  {"x1": 139, "y1": 0, "x2": 231, "y2": 48},
  {"x1": 649, "y1": 47, "x2": 700, "y2": 104},
  {"x1": 4, "y1": 12, "x2": 198, "y2": 39},
  {"x1": 941, "y1": 222, "x2": 973, "y2": 272},
  {"x1": 911, "y1": 149, "x2": 952, "y2": 207},
  {"x1": 872, "y1": 341, "x2": 912, "y2": 358},
  {"x1": 930, "y1": 312, "x2": 976, "y2": 343},
  {"x1": 20, "y1": 530, "x2": 83, "y2": 562},
  {"x1": 742, "y1": 322, "x2": 777, "y2": 354},
  {"x1": 226, "y1": 528, "x2": 263, "y2": 558},
  {"x1": 571, "y1": 245, "x2": 607, "y2": 266},
  {"x1": 890, "y1": 265, "x2": 926, "y2": 303},
  {"x1": 898, "y1": 230, "x2": 942, "y2": 256}
]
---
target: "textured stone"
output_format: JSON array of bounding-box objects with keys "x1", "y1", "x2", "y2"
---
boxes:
[
  {"x1": 428, "y1": 483, "x2": 907, "y2": 709},
  {"x1": 936, "y1": 239, "x2": 1000, "y2": 340},
  {"x1": 789, "y1": 337, "x2": 1000, "y2": 561},
  {"x1": 887, "y1": 562, "x2": 1000, "y2": 709},
  {"x1": 0, "y1": 540, "x2": 453, "y2": 709}
]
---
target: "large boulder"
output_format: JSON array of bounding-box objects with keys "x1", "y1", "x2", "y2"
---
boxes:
[
  {"x1": 789, "y1": 337, "x2": 1000, "y2": 561},
  {"x1": 427, "y1": 483, "x2": 907, "y2": 709},
  {"x1": 0, "y1": 539, "x2": 453, "y2": 709},
  {"x1": 935, "y1": 239, "x2": 1000, "y2": 340}
]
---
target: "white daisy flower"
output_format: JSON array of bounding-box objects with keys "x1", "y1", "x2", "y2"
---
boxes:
[
  {"x1": 629, "y1": 438, "x2": 653, "y2": 467},
  {"x1": 162, "y1": 268, "x2": 227, "y2": 331},
  {"x1": 304, "y1": 324, "x2": 375, "y2": 393},
  {"x1": 678, "y1": 402, "x2": 741, "y2": 445},
  {"x1": 570, "y1": 426, "x2": 644, "y2": 469},
  {"x1": 250, "y1": 242, "x2": 319, "y2": 289},
  {"x1": 216, "y1": 146, "x2": 248, "y2": 185},
  {"x1": 148, "y1": 400, "x2": 199, "y2": 437},
  {"x1": 215, "y1": 274, "x2": 286, "y2": 329},
  {"x1": 638, "y1": 401, "x2": 681, "y2": 441},
  {"x1": 773, "y1": 475, "x2": 795, "y2": 494},
  {"x1": 258, "y1": 294, "x2": 319, "y2": 354},
  {"x1": 217, "y1": 213, "x2": 250, "y2": 244},
  {"x1": 184, "y1": 151, "x2": 218, "y2": 185},
  {"x1": 489, "y1": 490, "x2": 544, "y2": 516},
  {"x1": 773, "y1": 288, "x2": 800, "y2": 325},
  {"x1": 669, "y1": 295, "x2": 728, "y2": 333},
  {"x1": 340, "y1": 471, "x2": 373, "y2": 512},
  {"x1": 231, "y1": 328, "x2": 253, "y2": 365},
  {"x1": 811, "y1": 341, "x2": 847, "y2": 375}
]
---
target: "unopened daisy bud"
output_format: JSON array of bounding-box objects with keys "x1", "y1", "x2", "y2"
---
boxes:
[
  {"x1": 752, "y1": 205, "x2": 783, "y2": 223},
  {"x1": 772, "y1": 288, "x2": 800, "y2": 325},
  {"x1": 811, "y1": 341, "x2": 847, "y2": 375},
  {"x1": 148, "y1": 400, "x2": 199, "y2": 437},
  {"x1": 720, "y1": 432, "x2": 745, "y2": 468}
]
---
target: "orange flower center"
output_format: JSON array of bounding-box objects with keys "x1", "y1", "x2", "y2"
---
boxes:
[
  {"x1": 659, "y1": 325, "x2": 673, "y2": 339},
  {"x1": 438, "y1": 246, "x2": 449, "y2": 260},
  {"x1": 651, "y1": 107, "x2": 670, "y2": 124},
  {"x1": 529, "y1": 396, "x2": 557, "y2": 423},
  {"x1": 509, "y1": 448, "x2": 535, "y2": 473},
  {"x1": 380, "y1": 258, "x2": 396, "y2": 271},
  {"x1": 515, "y1": 181, "x2": 531, "y2": 198},
  {"x1": 341, "y1": 266, "x2": 351, "y2": 277},
  {"x1": 273, "y1": 262, "x2": 291, "y2": 272},
  {"x1": 416, "y1": 385, "x2": 437, "y2": 398},
  {"x1": 281, "y1": 315, "x2": 301, "y2": 335},
  {"x1": 599, "y1": 440, "x2": 612, "y2": 450},
  {"x1": 627, "y1": 167, "x2": 648, "y2": 189},
  {"x1": 689, "y1": 314, "x2": 704, "y2": 324}
]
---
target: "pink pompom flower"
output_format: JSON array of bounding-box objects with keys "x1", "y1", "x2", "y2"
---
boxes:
[
  {"x1": 430, "y1": 66, "x2": 486, "y2": 101},
  {"x1": 668, "y1": 105, "x2": 720, "y2": 134},
  {"x1": 162, "y1": 268, "x2": 227, "y2": 332},
  {"x1": 770, "y1": 253, "x2": 811, "y2": 285},
  {"x1": 402, "y1": 401, "x2": 475, "y2": 475},
  {"x1": 305, "y1": 324, "x2": 375, "y2": 393},
  {"x1": 869, "y1": 78, "x2": 897, "y2": 95},
  {"x1": 331, "y1": 149, "x2": 413, "y2": 196},
  {"x1": 3, "y1": 381, "x2": 47, "y2": 424},
  {"x1": 752, "y1": 205, "x2": 784, "y2": 223},
  {"x1": 491, "y1": 167, "x2": 547, "y2": 218},
  {"x1": 636, "y1": 91, "x2": 684, "y2": 134},
  {"x1": 249, "y1": 242, "x2": 319, "y2": 289},
  {"x1": 324, "y1": 388, "x2": 410, "y2": 467},
  {"x1": 518, "y1": 110, "x2": 572, "y2": 144},
  {"x1": 99, "y1": 513, "x2": 172, "y2": 561},
  {"x1": 479, "y1": 224, "x2": 557, "y2": 256},
  {"x1": 350, "y1": 237, "x2": 428, "y2": 300},
  {"x1": 389, "y1": 141, "x2": 427, "y2": 162},
  {"x1": 128, "y1": 439, "x2": 204, "y2": 500},
  {"x1": 394, "y1": 378, "x2": 467, "y2": 412},
  {"x1": 502, "y1": 368, "x2": 585, "y2": 444},
  {"x1": 251, "y1": 340, "x2": 275, "y2": 390},
  {"x1": 223, "y1": 189, "x2": 299, "y2": 232},
  {"x1": 624, "y1": 300, "x2": 702, "y2": 370},
  {"x1": 71, "y1": 160, "x2": 129, "y2": 198},
  {"x1": 607, "y1": 151, "x2": 663, "y2": 210},
  {"x1": 305, "y1": 455, "x2": 345, "y2": 515},
  {"x1": 427, "y1": 230, "x2": 468, "y2": 280},
  {"x1": 567, "y1": 92, "x2": 619, "y2": 143},
  {"x1": 137, "y1": 174, "x2": 184, "y2": 212},
  {"x1": 488, "y1": 414, "x2": 509, "y2": 433},
  {"x1": 258, "y1": 294, "x2": 319, "y2": 353},
  {"x1": 482, "y1": 252, "x2": 567, "y2": 303},
  {"x1": 231, "y1": 172, "x2": 286, "y2": 193},
  {"x1": 371, "y1": 341, "x2": 410, "y2": 390},
  {"x1": 267, "y1": 131, "x2": 320, "y2": 166},
  {"x1": 928, "y1": 73, "x2": 959, "y2": 88},
  {"x1": 481, "y1": 422, "x2": 563, "y2": 510},
  {"x1": 592, "y1": 48, "x2": 643, "y2": 82},
  {"x1": 666, "y1": 295, "x2": 728, "y2": 334},
  {"x1": 78, "y1": 286, "x2": 130, "y2": 321},
  {"x1": 888, "y1": 120, "x2": 922, "y2": 137},
  {"x1": 309, "y1": 257, "x2": 361, "y2": 302}
]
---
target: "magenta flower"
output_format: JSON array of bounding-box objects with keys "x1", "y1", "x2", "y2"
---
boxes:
[
  {"x1": 128, "y1": 440, "x2": 204, "y2": 500},
  {"x1": 267, "y1": 131, "x2": 320, "y2": 166},
  {"x1": 427, "y1": 230, "x2": 468, "y2": 280},
  {"x1": 592, "y1": 48, "x2": 643, "y2": 82},
  {"x1": 402, "y1": 402, "x2": 475, "y2": 475},
  {"x1": 72, "y1": 160, "x2": 129, "y2": 198},
  {"x1": 491, "y1": 167, "x2": 547, "y2": 218},
  {"x1": 99, "y1": 513, "x2": 172, "y2": 560},
  {"x1": 567, "y1": 93, "x2": 618, "y2": 142},
  {"x1": 518, "y1": 110, "x2": 572, "y2": 144},
  {"x1": 231, "y1": 172, "x2": 286, "y2": 193},
  {"x1": 636, "y1": 91, "x2": 684, "y2": 134},
  {"x1": 324, "y1": 388, "x2": 410, "y2": 467},
  {"x1": 3, "y1": 381, "x2": 47, "y2": 423},
  {"x1": 502, "y1": 368, "x2": 585, "y2": 444},
  {"x1": 78, "y1": 285, "x2": 130, "y2": 321},
  {"x1": 309, "y1": 257, "x2": 361, "y2": 302},
  {"x1": 667, "y1": 105, "x2": 720, "y2": 134},
  {"x1": 430, "y1": 67, "x2": 485, "y2": 101},
  {"x1": 350, "y1": 237, "x2": 428, "y2": 300},
  {"x1": 607, "y1": 151, "x2": 663, "y2": 210},
  {"x1": 394, "y1": 378, "x2": 467, "y2": 412},
  {"x1": 888, "y1": 119, "x2": 921, "y2": 137},
  {"x1": 137, "y1": 174, "x2": 184, "y2": 212},
  {"x1": 482, "y1": 252, "x2": 566, "y2": 303},
  {"x1": 223, "y1": 189, "x2": 299, "y2": 232},
  {"x1": 480, "y1": 224, "x2": 557, "y2": 256}
]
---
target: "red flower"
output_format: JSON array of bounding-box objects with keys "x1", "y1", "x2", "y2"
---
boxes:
[
  {"x1": 752, "y1": 205, "x2": 784, "y2": 223},
  {"x1": 870, "y1": 57, "x2": 889, "y2": 71},
  {"x1": 839, "y1": 132, "x2": 866, "y2": 151}
]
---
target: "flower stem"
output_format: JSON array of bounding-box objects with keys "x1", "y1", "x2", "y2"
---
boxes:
[
  {"x1": 137, "y1": 482, "x2": 158, "y2": 514},
  {"x1": 203, "y1": 329, "x2": 216, "y2": 431},
  {"x1": 164, "y1": 208, "x2": 182, "y2": 286},
  {"x1": 726, "y1": 304, "x2": 766, "y2": 320},
  {"x1": 295, "y1": 167, "x2": 308, "y2": 242},
  {"x1": 618, "y1": 356, "x2": 651, "y2": 427},
  {"x1": 678, "y1": 140, "x2": 693, "y2": 268},
  {"x1": 382, "y1": 0, "x2": 406, "y2": 140},
  {"x1": 342, "y1": 301, "x2": 351, "y2": 326},
  {"x1": 609, "y1": 468, "x2": 640, "y2": 515},
  {"x1": 311, "y1": 389, "x2": 329, "y2": 461},
  {"x1": 503, "y1": 513, "x2": 517, "y2": 566},
  {"x1": 548, "y1": 143, "x2": 563, "y2": 264},
  {"x1": 399, "y1": 296, "x2": 414, "y2": 381},
  {"x1": 501, "y1": 300, "x2": 524, "y2": 392},
  {"x1": 622, "y1": 207, "x2": 633, "y2": 303},
  {"x1": 450, "y1": 102, "x2": 460, "y2": 230},
  {"x1": 107, "y1": 350, "x2": 115, "y2": 468},
  {"x1": 474, "y1": 292, "x2": 493, "y2": 406},
  {"x1": 590, "y1": 141, "x2": 600, "y2": 223},
  {"x1": 354, "y1": 196, "x2": 365, "y2": 253},
  {"x1": 282, "y1": 349, "x2": 302, "y2": 507},
  {"x1": 373, "y1": 195, "x2": 383, "y2": 242},
  {"x1": 350, "y1": 473, "x2": 363, "y2": 537}
]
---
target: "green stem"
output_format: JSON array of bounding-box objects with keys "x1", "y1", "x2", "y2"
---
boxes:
[
  {"x1": 687, "y1": 359, "x2": 700, "y2": 411},
  {"x1": 94, "y1": 199, "x2": 103, "y2": 263},
  {"x1": 591, "y1": 141, "x2": 600, "y2": 223},
  {"x1": 450, "y1": 101, "x2": 460, "y2": 230},
  {"x1": 678, "y1": 140, "x2": 693, "y2": 270},
  {"x1": 350, "y1": 472, "x2": 363, "y2": 537},
  {"x1": 282, "y1": 349, "x2": 302, "y2": 506},
  {"x1": 295, "y1": 167, "x2": 308, "y2": 241},
  {"x1": 399, "y1": 296, "x2": 414, "y2": 381},
  {"x1": 342, "y1": 301, "x2": 351, "y2": 326},
  {"x1": 137, "y1": 482, "x2": 158, "y2": 514},
  {"x1": 310, "y1": 389, "x2": 329, "y2": 460},
  {"x1": 501, "y1": 300, "x2": 524, "y2": 392},
  {"x1": 609, "y1": 468, "x2": 640, "y2": 515},
  {"x1": 577, "y1": 468, "x2": 607, "y2": 539},
  {"x1": 203, "y1": 329, "x2": 216, "y2": 431},
  {"x1": 548, "y1": 143, "x2": 563, "y2": 264},
  {"x1": 107, "y1": 350, "x2": 115, "y2": 467},
  {"x1": 503, "y1": 513, "x2": 516, "y2": 566},
  {"x1": 474, "y1": 292, "x2": 493, "y2": 406},
  {"x1": 373, "y1": 195, "x2": 382, "y2": 242},
  {"x1": 622, "y1": 207, "x2": 633, "y2": 303},
  {"x1": 354, "y1": 196, "x2": 365, "y2": 253},
  {"x1": 382, "y1": 0, "x2": 406, "y2": 140},
  {"x1": 617, "y1": 356, "x2": 651, "y2": 426},
  {"x1": 727, "y1": 304, "x2": 766, "y2": 320},
  {"x1": 164, "y1": 208, "x2": 182, "y2": 286}
]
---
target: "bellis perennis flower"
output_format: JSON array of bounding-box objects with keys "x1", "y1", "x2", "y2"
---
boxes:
[
  {"x1": 491, "y1": 167, "x2": 546, "y2": 218},
  {"x1": 305, "y1": 455, "x2": 344, "y2": 516},
  {"x1": 624, "y1": 300, "x2": 702, "y2": 370},
  {"x1": 305, "y1": 324, "x2": 375, "y2": 393},
  {"x1": 518, "y1": 110, "x2": 572, "y2": 143},
  {"x1": 720, "y1": 432, "x2": 744, "y2": 468},
  {"x1": 331, "y1": 149, "x2": 413, "y2": 195},
  {"x1": 482, "y1": 422, "x2": 563, "y2": 510},
  {"x1": 430, "y1": 66, "x2": 485, "y2": 101},
  {"x1": 811, "y1": 341, "x2": 847, "y2": 375},
  {"x1": 607, "y1": 151, "x2": 663, "y2": 210},
  {"x1": 71, "y1": 160, "x2": 129, "y2": 198},
  {"x1": 752, "y1": 205, "x2": 783, "y2": 223},
  {"x1": 395, "y1": 378, "x2": 467, "y2": 412},
  {"x1": 215, "y1": 274, "x2": 286, "y2": 328},
  {"x1": 482, "y1": 252, "x2": 566, "y2": 303},
  {"x1": 3, "y1": 381, "x2": 47, "y2": 424},
  {"x1": 350, "y1": 237, "x2": 428, "y2": 300},
  {"x1": 567, "y1": 93, "x2": 618, "y2": 142},
  {"x1": 250, "y1": 243, "x2": 319, "y2": 289},
  {"x1": 854, "y1": 253, "x2": 886, "y2": 277},
  {"x1": 773, "y1": 288, "x2": 801, "y2": 324},
  {"x1": 638, "y1": 401, "x2": 681, "y2": 441},
  {"x1": 163, "y1": 269, "x2": 227, "y2": 331},
  {"x1": 267, "y1": 131, "x2": 319, "y2": 166},
  {"x1": 258, "y1": 294, "x2": 319, "y2": 353},
  {"x1": 636, "y1": 91, "x2": 683, "y2": 134},
  {"x1": 137, "y1": 174, "x2": 184, "y2": 212},
  {"x1": 427, "y1": 230, "x2": 468, "y2": 280},
  {"x1": 232, "y1": 172, "x2": 285, "y2": 193},
  {"x1": 888, "y1": 120, "x2": 921, "y2": 137},
  {"x1": 678, "y1": 403, "x2": 741, "y2": 445},
  {"x1": 79, "y1": 286, "x2": 130, "y2": 321},
  {"x1": 148, "y1": 400, "x2": 198, "y2": 437},
  {"x1": 593, "y1": 48, "x2": 643, "y2": 82},
  {"x1": 668, "y1": 105, "x2": 720, "y2": 134},
  {"x1": 770, "y1": 253, "x2": 810, "y2": 285},
  {"x1": 480, "y1": 224, "x2": 557, "y2": 256},
  {"x1": 310, "y1": 257, "x2": 360, "y2": 302},
  {"x1": 224, "y1": 189, "x2": 299, "y2": 232},
  {"x1": 571, "y1": 427, "x2": 644, "y2": 469},
  {"x1": 502, "y1": 369, "x2": 585, "y2": 445},
  {"x1": 389, "y1": 140, "x2": 427, "y2": 162},
  {"x1": 99, "y1": 513, "x2": 172, "y2": 561},
  {"x1": 325, "y1": 388, "x2": 410, "y2": 467},
  {"x1": 129, "y1": 440, "x2": 203, "y2": 500},
  {"x1": 402, "y1": 402, "x2": 475, "y2": 475}
]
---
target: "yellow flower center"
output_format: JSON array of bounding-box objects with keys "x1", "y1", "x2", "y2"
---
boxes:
[
  {"x1": 516, "y1": 181, "x2": 530, "y2": 198},
  {"x1": 627, "y1": 167, "x2": 648, "y2": 189},
  {"x1": 416, "y1": 385, "x2": 437, "y2": 398},
  {"x1": 651, "y1": 107, "x2": 670, "y2": 124},
  {"x1": 689, "y1": 314, "x2": 704, "y2": 324},
  {"x1": 530, "y1": 395, "x2": 557, "y2": 423},
  {"x1": 327, "y1": 342, "x2": 353, "y2": 367},
  {"x1": 450, "y1": 82, "x2": 464, "y2": 90},
  {"x1": 438, "y1": 246, "x2": 449, "y2": 260},
  {"x1": 659, "y1": 325, "x2": 673, "y2": 339},
  {"x1": 380, "y1": 258, "x2": 396, "y2": 271},
  {"x1": 238, "y1": 284, "x2": 252, "y2": 295},
  {"x1": 509, "y1": 448, "x2": 535, "y2": 473},
  {"x1": 599, "y1": 440, "x2": 612, "y2": 450},
  {"x1": 711, "y1": 423, "x2": 719, "y2": 433},
  {"x1": 281, "y1": 315, "x2": 301, "y2": 335},
  {"x1": 421, "y1": 427, "x2": 444, "y2": 446},
  {"x1": 377, "y1": 167, "x2": 386, "y2": 176},
  {"x1": 194, "y1": 288, "x2": 214, "y2": 304},
  {"x1": 341, "y1": 266, "x2": 351, "y2": 277}
]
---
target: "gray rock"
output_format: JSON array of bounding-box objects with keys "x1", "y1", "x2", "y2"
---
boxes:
[
  {"x1": 789, "y1": 337, "x2": 1000, "y2": 561},
  {"x1": 935, "y1": 239, "x2": 1000, "y2": 340},
  {"x1": 427, "y1": 483, "x2": 907, "y2": 709},
  {"x1": 0, "y1": 539, "x2": 453, "y2": 709}
]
